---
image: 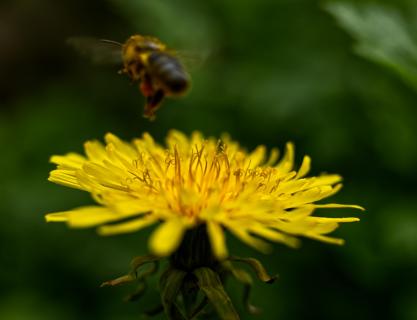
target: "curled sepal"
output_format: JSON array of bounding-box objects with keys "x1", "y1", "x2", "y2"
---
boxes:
[
  {"x1": 100, "y1": 255, "x2": 159, "y2": 289},
  {"x1": 129, "y1": 254, "x2": 160, "y2": 277},
  {"x1": 127, "y1": 260, "x2": 160, "y2": 302},
  {"x1": 160, "y1": 268, "x2": 187, "y2": 320},
  {"x1": 222, "y1": 261, "x2": 261, "y2": 315},
  {"x1": 230, "y1": 256, "x2": 277, "y2": 284},
  {"x1": 100, "y1": 274, "x2": 135, "y2": 287},
  {"x1": 193, "y1": 267, "x2": 240, "y2": 320}
]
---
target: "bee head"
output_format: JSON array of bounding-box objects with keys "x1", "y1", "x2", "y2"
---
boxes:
[{"x1": 123, "y1": 35, "x2": 167, "y2": 65}]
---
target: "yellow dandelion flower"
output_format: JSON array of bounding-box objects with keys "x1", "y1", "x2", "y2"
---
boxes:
[{"x1": 46, "y1": 130, "x2": 363, "y2": 259}]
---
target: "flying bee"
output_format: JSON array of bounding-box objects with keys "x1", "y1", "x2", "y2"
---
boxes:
[{"x1": 68, "y1": 34, "x2": 191, "y2": 120}]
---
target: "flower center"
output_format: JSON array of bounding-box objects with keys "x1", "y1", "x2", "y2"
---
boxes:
[{"x1": 125, "y1": 142, "x2": 276, "y2": 223}]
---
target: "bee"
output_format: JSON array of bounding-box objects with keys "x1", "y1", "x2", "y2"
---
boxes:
[{"x1": 68, "y1": 34, "x2": 191, "y2": 120}]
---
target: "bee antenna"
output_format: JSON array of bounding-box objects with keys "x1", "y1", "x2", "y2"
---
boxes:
[{"x1": 99, "y1": 39, "x2": 123, "y2": 47}]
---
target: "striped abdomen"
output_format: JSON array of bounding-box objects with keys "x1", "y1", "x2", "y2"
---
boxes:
[{"x1": 147, "y1": 52, "x2": 189, "y2": 96}]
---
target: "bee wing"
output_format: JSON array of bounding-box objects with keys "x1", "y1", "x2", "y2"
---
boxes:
[
  {"x1": 67, "y1": 37, "x2": 123, "y2": 65},
  {"x1": 169, "y1": 49, "x2": 209, "y2": 72}
]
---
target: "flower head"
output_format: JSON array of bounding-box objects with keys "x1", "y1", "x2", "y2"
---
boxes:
[{"x1": 46, "y1": 130, "x2": 362, "y2": 259}]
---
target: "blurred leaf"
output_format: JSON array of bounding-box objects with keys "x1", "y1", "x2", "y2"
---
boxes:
[
  {"x1": 229, "y1": 257, "x2": 277, "y2": 284},
  {"x1": 325, "y1": 2, "x2": 417, "y2": 91}
]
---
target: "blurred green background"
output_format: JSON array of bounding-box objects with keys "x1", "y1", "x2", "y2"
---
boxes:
[{"x1": 1, "y1": 0, "x2": 417, "y2": 319}]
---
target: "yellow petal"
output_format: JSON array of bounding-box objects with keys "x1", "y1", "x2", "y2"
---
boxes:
[
  {"x1": 309, "y1": 174, "x2": 342, "y2": 187},
  {"x1": 250, "y1": 225, "x2": 300, "y2": 248},
  {"x1": 50, "y1": 153, "x2": 86, "y2": 169},
  {"x1": 310, "y1": 222, "x2": 339, "y2": 234},
  {"x1": 225, "y1": 223, "x2": 272, "y2": 253},
  {"x1": 48, "y1": 170, "x2": 84, "y2": 190},
  {"x1": 84, "y1": 140, "x2": 107, "y2": 162},
  {"x1": 275, "y1": 142, "x2": 294, "y2": 173},
  {"x1": 105, "y1": 133, "x2": 137, "y2": 159},
  {"x1": 207, "y1": 221, "x2": 228, "y2": 259},
  {"x1": 295, "y1": 155, "x2": 311, "y2": 179},
  {"x1": 46, "y1": 206, "x2": 125, "y2": 228},
  {"x1": 283, "y1": 206, "x2": 315, "y2": 220},
  {"x1": 166, "y1": 130, "x2": 190, "y2": 152},
  {"x1": 265, "y1": 148, "x2": 279, "y2": 166},
  {"x1": 82, "y1": 162, "x2": 122, "y2": 183},
  {"x1": 246, "y1": 145, "x2": 266, "y2": 168},
  {"x1": 313, "y1": 203, "x2": 365, "y2": 211},
  {"x1": 283, "y1": 185, "x2": 339, "y2": 208},
  {"x1": 306, "y1": 234, "x2": 345, "y2": 245},
  {"x1": 111, "y1": 199, "x2": 153, "y2": 215},
  {"x1": 98, "y1": 216, "x2": 156, "y2": 235},
  {"x1": 149, "y1": 219, "x2": 186, "y2": 257},
  {"x1": 45, "y1": 213, "x2": 68, "y2": 222},
  {"x1": 309, "y1": 217, "x2": 360, "y2": 223}
]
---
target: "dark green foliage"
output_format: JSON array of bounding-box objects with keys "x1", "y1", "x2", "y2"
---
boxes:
[{"x1": 1, "y1": 0, "x2": 417, "y2": 319}]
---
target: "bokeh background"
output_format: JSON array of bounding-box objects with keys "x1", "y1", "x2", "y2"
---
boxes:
[{"x1": 1, "y1": 0, "x2": 417, "y2": 319}]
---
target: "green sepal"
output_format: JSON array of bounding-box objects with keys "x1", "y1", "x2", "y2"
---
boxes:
[
  {"x1": 129, "y1": 254, "x2": 159, "y2": 277},
  {"x1": 193, "y1": 267, "x2": 240, "y2": 320},
  {"x1": 181, "y1": 276, "x2": 199, "y2": 318},
  {"x1": 222, "y1": 261, "x2": 261, "y2": 315},
  {"x1": 230, "y1": 256, "x2": 277, "y2": 283},
  {"x1": 159, "y1": 268, "x2": 187, "y2": 320},
  {"x1": 100, "y1": 255, "x2": 159, "y2": 290},
  {"x1": 189, "y1": 296, "x2": 209, "y2": 320},
  {"x1": 100, "y1": 274, "x2": 135, "y2": 287},
  {"x1": 222, "y1": 261, "x2": 253, "y2": 284}
]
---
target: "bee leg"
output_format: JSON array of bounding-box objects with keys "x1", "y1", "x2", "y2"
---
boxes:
[
  {"x1": 143, "y1": 89, "x2": 165, "y2": 121},
  {"x1": 139, "y1": 73, "x2": 155, "y2": 97},
  {"x1": 139, "y1": 78, "x2": 154, "y2": 97}
]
